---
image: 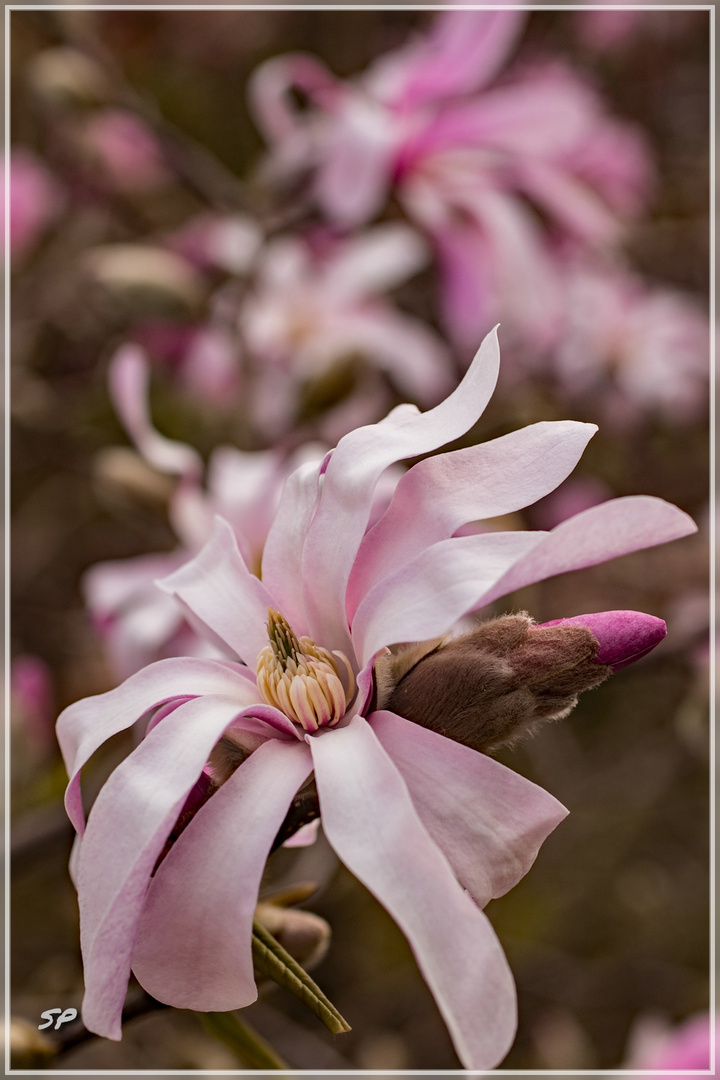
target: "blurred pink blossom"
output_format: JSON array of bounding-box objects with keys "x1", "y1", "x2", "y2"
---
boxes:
[
  {"x1": 622, "y1": 1011, "x2": 716, "y2": 1073},
  {"x1": 239, "y1": 223, "x2": 454, "y2": 434},
  {"x1": 58, "y1": 329, "x2": 696, "y2": 1062},
  {"x1": 550, "y1": 259, "x2": 709, "y2": 426},
  {"x1": 250, "y1": 11, "x2": 653, "y2": 349},
  {"x1": 79, "y1": 110, "x2": 170, "y2": 192},
  {"x1": 11, "y1": 654, "x2": 56, "y2": 756},
  {"x1": 2, "y1": 149, "x2": 63, "y2": 261}
]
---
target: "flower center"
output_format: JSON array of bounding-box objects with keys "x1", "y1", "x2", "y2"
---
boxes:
[{"x1": 256, "y1": 608, "x2": 354, "y2": 733}]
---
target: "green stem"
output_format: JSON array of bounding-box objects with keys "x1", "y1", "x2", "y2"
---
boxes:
[
  {"x1": 202, "y1": 1011, "x2": 289, "y2": 1070},
  {"x1": 252, "y1": 918, "x2": 351, "y2": 1035}
]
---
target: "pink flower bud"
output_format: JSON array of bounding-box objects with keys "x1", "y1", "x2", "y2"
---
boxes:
[{"x1": 538, "y1": 610, "x2": 666, "y2": 671}]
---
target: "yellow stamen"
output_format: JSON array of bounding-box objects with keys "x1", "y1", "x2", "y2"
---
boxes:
[{"x1": 256, "y1": 609, "x2": 354, "y2": 732}]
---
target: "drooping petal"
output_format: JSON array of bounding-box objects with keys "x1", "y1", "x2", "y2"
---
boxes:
[
  {"x1": 347, "y1": 420, "x2": 596, "y2": 617},
  {"x1": 158, "y1": 516, "x2": 275, "y2": 665},
  {"x1": 310, "y1": 714, "x2": 517, "y2": 1070},
  {"x1": 57, "y1": 657, "x2": 265, "y2": 834},
  {"x1": 108, "y1": 344, "x2": 202, "y2": 478},
  {"x1": 77, "y1": 694, "x2": 274, "y2": 1039},
  {"x1": 131, "y1": 738, "x2": 312, "y2": 1010},
  {"x1": 477, "y1": 495, "x2": 697, "y2": 609},
  {"x1": 302, "y1": 327, "x2": 501, "y2": 655},
  {"x1": 370, "y1": 710, "x2": 567, "y2": 906},
  {"x1": 352, "y1": 531, "x2": 544, "y2": 666}
]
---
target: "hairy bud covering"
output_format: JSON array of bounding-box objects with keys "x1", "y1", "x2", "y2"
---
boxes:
[{"x1": 376, "y1": 614, "x2": 611, "y2": 752}]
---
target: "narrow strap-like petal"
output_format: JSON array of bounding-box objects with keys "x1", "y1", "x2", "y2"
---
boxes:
[
  {"x1": 370, "y1": 10, "x2": 525, "y2": 108},
  {"x1": 261, "y1": 459, "x2": 324, "y2": 635},
  {"x1": 347, "y1": 419, "x2": 596, "y2": 617},
  {"x1": 310, "y1": 715, "x2": 517, "y2": 1070},
  {"x1": 77, "y1": 694, "x2": 273, "y2": 1039},
  {"x1": 302, "y1": 327, "x2": 501, "y2": 656},
  {"x1": 478, "y1": 495, "x2": 697, "y2": 610},
  {"x1": 370, "y1": 710, "x2": 568, "y2": 906},
  {"x1": 158, "y1": 516, "x2": 275, "y2": 666},
  {"x1": 108, "y1": 344, "x2": 202, "y2": 478},
  {"x1": 352, "y1": 531, "x2": 543, "y2": 666},
  {"x1": 57, "y1": 657, "x2": 263, "y2": 834},
  {"x1": 131, "y1": 739, "x2": 312, "y2": 1010}
]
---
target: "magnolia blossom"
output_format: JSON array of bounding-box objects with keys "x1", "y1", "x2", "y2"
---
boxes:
[
  {"x1": 2, "y1": 149, "x2": 63, "y2": 262},
  {"x1": 549, "y1": 259, "x2": 709, "y2": 426},
  {"x1": 58, "y1": 330, "x2": 696, "y2": 1068},
  {"x1": 622, "y1": 1011, "x2": 716, "y2": 1073},
  {"x1": 239, "y1": 223, "x2": 454, "y2": 435},
  {"x1": 250, "y1": 10, "x2": 652, "y2": 349}
]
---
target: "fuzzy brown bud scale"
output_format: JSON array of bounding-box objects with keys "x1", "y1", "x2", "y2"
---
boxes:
[{"x1": 375, "y1": 614, "x2": 611, "y2": 753}]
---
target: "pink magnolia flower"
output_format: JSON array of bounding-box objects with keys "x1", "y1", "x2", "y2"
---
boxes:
[
  {"x1": 250, "y1": 11, "x2": 653, "y2": 349},
  {"x1": 549, "y1": 259, "x2": 709, "y2": 426},
  {"x1": 622, "y1": 1010, "x2": 717, "y2": 1073},
  {"x1": 2, "y1": 149, "x2": 63, "y2": 262},
  {"x1": 239, "y1": 223, "x2": 454, "y2": 435},
  {"x1": 57, "y1": 329, "x2": 696, "y2": 1067}
]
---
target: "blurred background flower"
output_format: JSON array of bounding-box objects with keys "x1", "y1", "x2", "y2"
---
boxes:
[{"x1": 9, "y1": 5, "x2": 710, "y2": 1072}]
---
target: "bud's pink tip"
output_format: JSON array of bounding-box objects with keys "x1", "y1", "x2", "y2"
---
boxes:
[{"x1": 537, "y1": 610, "x2": 667, "y2": 671}]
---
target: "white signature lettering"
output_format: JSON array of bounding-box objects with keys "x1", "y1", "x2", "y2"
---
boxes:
[{"x1": 38, "y1": 1007, "x2": 78, "y2": 1031}]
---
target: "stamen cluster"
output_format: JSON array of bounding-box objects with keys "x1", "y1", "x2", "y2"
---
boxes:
[{"x1": 256, "y1": 608, "x2": 353, "y2": 732}]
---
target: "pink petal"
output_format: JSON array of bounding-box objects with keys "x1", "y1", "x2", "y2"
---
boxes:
[
  {"x1": 348, "y1": 420, "x2": 596, "y2": 617},
  {"x1": 131, "y1": 738, "x2": 312, "y2": 1010},
  {"x1": 158, "y1": 517, "x2": 275, "y2": 666},
  {"x1": 325, "y1": 222, "x2": 429, "y2": 300},
  {"x1": 370, "y1": 710, "x2": 567, "y2": 904},
  {"x1": 538, "y1": 609, "x2": 667, "y2": 671},
  {"x1": 478, "y1": 495, "x2": 697, "y2": 609},
  {"x1": 77, "y1": 694, "x2": 270, "y2": 1039},
  {"x1": 301, "y1": 327, "x2": 501, "y2": 656},
  {"x1": 260, "y1": 459, "x2": 325, "y2": 636},
  {"x1": 309, "y1": 714, "x2": 517, "y2": 1069},
  {"x1": 332, "y1": 306, "x2": 455, "y2": 406},
  {"x1": 371, "y1": 10, "x2": 525, "y2": 108},
  {"x1": 315, "y1": 96, "x2": 398, "y2": 227},
  {"x1": 108, "y1": 344, "x2": 202, "y2": 477},
  {"x1": 57, "y1": 657, "x2": 264, "y2": 834},
  {"x1": 352, "y1": 531, "x2": 544, "y2": 665}
]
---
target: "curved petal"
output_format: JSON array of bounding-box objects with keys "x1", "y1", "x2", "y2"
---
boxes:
[
  {"x1": 302, "y1": 327, "x2": 501, "y2": 656},
  {"x1": 370, "y1": 10, "x2": 525, "y2": 107},
  {"x1": 57, "y1": 657, "x2": 263, "y2": 834},
  {"x1": 260, "y1": 459, "x2": 324, "y2": 635},
  {"x1": 477, "y1": 495, "x2": 698, "y2": 609},
  {"x1": 370, "y1": 710, "x2": 567, "y2": 906},
  {"x1": 310, "y1": 715, "x2": 517, "y2": 1070},
  {"x1": 325, "y1": 222, "x2": 429, "y2": 301},
  {"x1": 77, "y1": 694, "x2": 272, "y2": 1039},
  {"x1": 108, "y1": 344, "x2": 202, "y2": 478},
  {"x1": 347, "y1": 420, "x2": 596, "y2": 617},
  {"x1": 352, "y1": 531, "x2": 543, "y2": 666},
  {"x1": 131, "y1": 738, "x2": 312, "y2": 1010},
  {"x1": 158, "y1": 517, "x2": 275, "y2": 666}
]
